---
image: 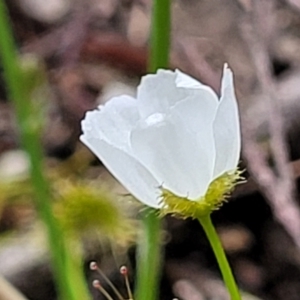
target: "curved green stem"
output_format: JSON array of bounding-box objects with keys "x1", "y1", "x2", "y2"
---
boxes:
[
  {"x1": 198, "y1": 214, "x2": 241, "y2": 300},
  {"x1": 135, "y1": 209, "x2": 162, "y2": 300}
]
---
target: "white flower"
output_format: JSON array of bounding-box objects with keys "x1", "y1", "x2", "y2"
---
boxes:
[{"x1": 80, "y1": 64, "x2": 240, "y2": 209}]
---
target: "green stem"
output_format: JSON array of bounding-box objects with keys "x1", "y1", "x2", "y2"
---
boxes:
[
  {"x1": 135, "y1": 209, "x2": 162, "y2": 300},
  {"x1": 0, "y1": 2, "x2": 88, "y2": 300},
  {"x1": 148, "y1": 0, "x2": 171, "y2": 72},
  {"x1": 134, "y1": 0, "x2": 170, "y2": 299},
  {"x1": 198, "y1": 214, "x2": 241, "y2": 300}
]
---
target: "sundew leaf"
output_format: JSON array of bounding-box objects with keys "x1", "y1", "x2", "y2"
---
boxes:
[{"x1": 54, "y1": 180, "x2": 136, "y2": 245}]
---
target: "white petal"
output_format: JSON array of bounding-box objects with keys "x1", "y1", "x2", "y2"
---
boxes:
[
  {"x1": 130, "y1": 100, "x2": 215, "y2": 199},
  {"x1": 137, "y1": 69, "x2": 219, "y2": 119},
  {"x1": 137, "y1": 70, "x2": 192, "y2": 118},
  {"x1": 175, "y1": 69, "x2": 219, "y2": 101},
  {"x1": 213, "y1": 64, "x2": 241, "y2": 178},
  {"x1": 172, "y1": 90, "x2": 218, "y2": 135},
  {"x1": 81, "y1": 95, "x2": 140, "y2": 153},
  {"x1": 80, "y1": 136, "x2": 161, "y2": 208},
  {"x1": 175, "y1": 69, "x2": 202, "y2": 88}
]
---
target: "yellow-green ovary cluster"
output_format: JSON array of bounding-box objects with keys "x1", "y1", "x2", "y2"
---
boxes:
[{"x1": 159, "y1": 169, "x2": 243, "y2": 219}]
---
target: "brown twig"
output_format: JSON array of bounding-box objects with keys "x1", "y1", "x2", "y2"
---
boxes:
[
  {"x1": 174, "y1": 38, "x2": 222, "y2": 94},
  {"x1": 167, "y1": 260, "x2": 265, "y2": 300},
  {"x1": 241, "y1": 0, "x2": 300, "y2": 248},
  {"x1": 173, "y1": 280, "x2": 205, "y2": 300},
  {"x1": 283, "y1": 0, "x2": 300, "y2": 12},
  {"x1": 0, "y1": 276, "x2": 29, "y2": 300}
]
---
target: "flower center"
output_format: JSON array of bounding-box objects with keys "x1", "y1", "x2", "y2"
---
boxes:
[{"x1": 159, "y1": 169, "x2": 244, "y2": 219}]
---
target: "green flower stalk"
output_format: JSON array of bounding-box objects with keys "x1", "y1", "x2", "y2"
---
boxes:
[
  {"x1": 160, "y1": 169, "x2": 243, "y2": 300},
  {"x1": 0, "y1": 2, "x2": 90, "y2": 300},
  {"x1": 148, "y1": 0, "x2": 171, "y2": 73},
  {"x1": 199, "y1": 214, "x2": 241, "y2": 300},
  {"x1": 135, "y1": 208, "x2": 163, "y2": 300},
  {"x1": 135, "y1": 0, "x2": 170, "y2": 299}
]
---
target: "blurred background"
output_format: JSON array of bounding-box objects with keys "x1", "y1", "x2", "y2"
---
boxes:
[{"x1": 2, "y1": 0, "x2": 300, "y2": 299}]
